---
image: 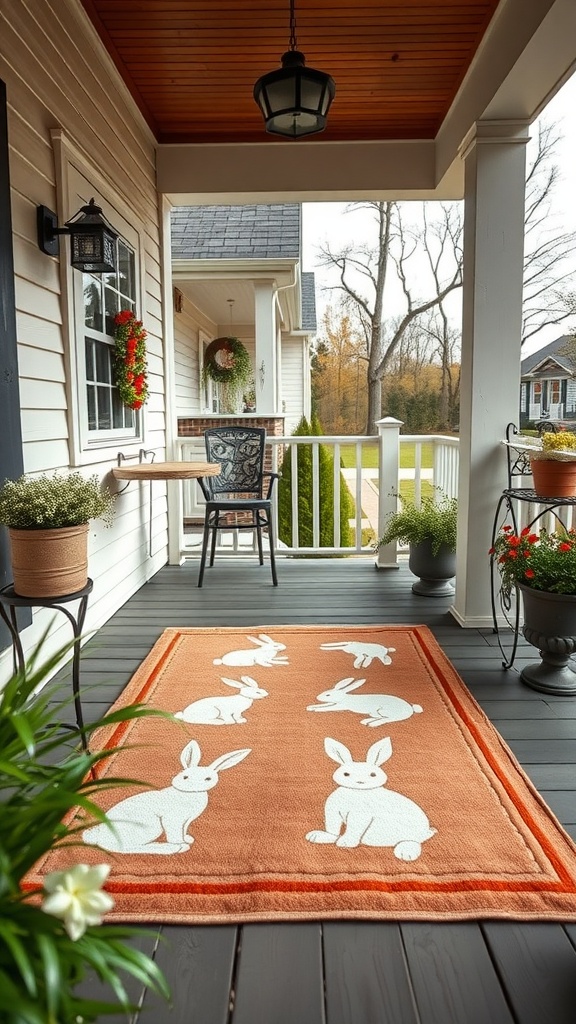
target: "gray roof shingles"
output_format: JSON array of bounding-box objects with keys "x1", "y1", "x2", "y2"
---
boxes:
[
  {"x1": 521, "y1": 335, "x2": 575, "y2": 375},
  {"x1": 171, "y1": 204, "x2": 301, "y2": 260}
]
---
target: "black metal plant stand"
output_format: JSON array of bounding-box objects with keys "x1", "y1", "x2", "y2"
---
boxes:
[
  {"x1": 490, "y1": 423, "x2": 576, "y2": 677},
  {"x1": 0, "y1": 579, "x2": 93, "y2": 750}
]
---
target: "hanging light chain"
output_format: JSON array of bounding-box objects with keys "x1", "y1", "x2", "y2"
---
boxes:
[{"x1": 289, "y1": 0, "x2": 297, "y2": 52}]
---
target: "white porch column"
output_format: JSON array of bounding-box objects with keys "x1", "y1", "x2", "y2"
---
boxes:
[
  {"x1": 254, "y1": 281, "x2": 278, "y2": 414},
  {"x1": 451, "y1": 121, "x2": 529, "y2": 627}
]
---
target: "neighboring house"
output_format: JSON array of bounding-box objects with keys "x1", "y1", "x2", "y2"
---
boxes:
[
  {"x1": 520, "y1": 336, "x2": 576, "y2": 427},
  {"x1": 171, "y1": 204, "x2": 316, "y2": 435}
]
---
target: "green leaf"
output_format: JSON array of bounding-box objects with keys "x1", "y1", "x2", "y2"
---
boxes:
[
  {"x1": 36, "y1": 932, "x2": 62, "y2": 1018},
  {"x1": 9, "y1": 713, "x2": 36, "y2": 757},
  {"x1": 0, "y1": 919, "x2": 37, "y2": 996}
]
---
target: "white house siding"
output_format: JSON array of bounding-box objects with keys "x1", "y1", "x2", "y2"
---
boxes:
[
  {"x1": 173, "y1": 299, "x2": 216, "y2": 416},
  {"x1": 0, "y1": 0, "x2": 168, "y2": 681},
  {"x1": 567, "y1": 379, "x2": 576, "y2": 417},
  {"x1": 281, "y1": 338, "x2": 308, "y2": 434}
]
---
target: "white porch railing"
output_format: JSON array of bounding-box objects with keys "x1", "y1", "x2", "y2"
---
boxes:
[{"x1": 173, "y1": 421, "x2": 460, "y2": 565}]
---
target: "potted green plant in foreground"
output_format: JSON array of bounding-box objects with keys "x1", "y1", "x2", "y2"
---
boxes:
[
  {"x1": 377, "y1": 490, "x2": 458, "y2": 597},
  {"x1": 0, "y1": 639, "x2": 170, "y2": 1022},
  {"x1": 0, "y1": 472, "x2": 115, "y2": 598},
  {"x1": 490, "y1": 524, "x2": 576, "y2": 695}
]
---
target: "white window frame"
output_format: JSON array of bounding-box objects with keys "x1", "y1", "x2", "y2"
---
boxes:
[
  {"x1": 198, "y1": 330, "x2": 216, "y2": 413},
  {"x1": 51, "y1": 130, "x2": 148, "y2": 466},
  {"x1": 78, "y1": 239, "x2": 141, "y2": 447}
]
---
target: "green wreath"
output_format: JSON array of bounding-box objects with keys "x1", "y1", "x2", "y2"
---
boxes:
[{"x1": 201, "y1": 337, "x2": 253, "y2": 389}]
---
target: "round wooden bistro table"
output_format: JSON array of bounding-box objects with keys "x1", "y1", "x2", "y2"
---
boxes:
[
  {"x1": 111, "y1": 460, "x2": 221, "y2": 483},
  {"x1": 111, "y1": 459, "x2": 221, "y2": 556}
]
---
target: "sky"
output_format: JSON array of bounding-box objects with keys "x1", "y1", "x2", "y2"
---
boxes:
[{"x1": 301, "y1": 72, "x2": 576, "y2": 358}]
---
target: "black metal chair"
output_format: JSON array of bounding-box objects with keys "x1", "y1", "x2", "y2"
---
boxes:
[{"x1": 197, "y1": 426, "x2": 280, "y2": 587}]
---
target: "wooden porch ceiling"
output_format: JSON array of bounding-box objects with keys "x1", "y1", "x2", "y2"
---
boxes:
[{"x1": 80, "y1": 0, "x2": 501, "y2": 145}]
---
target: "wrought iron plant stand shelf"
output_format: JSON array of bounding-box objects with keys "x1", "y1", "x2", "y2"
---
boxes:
[{"x1": 490, "y1": 423, "x2": 576, "y2": 693}]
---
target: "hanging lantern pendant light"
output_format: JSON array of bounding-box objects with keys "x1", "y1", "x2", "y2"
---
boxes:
[{"x1": 253, "y1": 0, "x2": 335, "y2": 139}]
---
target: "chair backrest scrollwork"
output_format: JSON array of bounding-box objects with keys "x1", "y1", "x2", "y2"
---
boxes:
[{"x1": 204, "y1": 426, "x2": 266, "y2": 497}]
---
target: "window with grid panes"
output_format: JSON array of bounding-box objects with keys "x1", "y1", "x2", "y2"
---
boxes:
[{"x1": 83, "y1": 238, "x2": 139, "y2": 437}]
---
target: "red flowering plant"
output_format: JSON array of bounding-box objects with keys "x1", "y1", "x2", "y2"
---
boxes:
[
  {"x1": 113, "y1": 310, "x2": 149, "y2": 410},
  {"x1": 490, "y1": 525, "x2": 576, "y2": 599}
]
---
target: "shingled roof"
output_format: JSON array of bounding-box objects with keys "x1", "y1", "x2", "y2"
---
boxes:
[
  {"x1": 521, "y1": 335, "x2": 575, "y2": 375},
  {"x1": 171, "y1": 204, "x2": 301, "y2": 260}
]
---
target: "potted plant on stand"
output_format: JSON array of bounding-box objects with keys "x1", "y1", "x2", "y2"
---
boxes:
[
  {"x1": 0, "y1": 473, "x2": 115, "y2": 598},
  {"x1": 528, "y1": 429, "x2": 576, "y2": 498},
  {"x1": 377, "y1": 490, "x2": 458, "y2": 596},
  {"x1": 491, "y1": 525, "x2": 576, "y2": 695}
]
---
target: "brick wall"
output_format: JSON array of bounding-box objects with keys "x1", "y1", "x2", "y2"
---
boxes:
[
  {"x1": 178, "y1": 416, "x2": 285, "y2": 473},
  {"x1": 178, "y1": 415, "x2": 285, "y2": 437}
]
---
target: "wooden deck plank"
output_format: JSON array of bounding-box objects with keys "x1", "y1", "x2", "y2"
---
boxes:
[
  {"x1": 75, "y1": 932, "x2": 160, "y2": 1022},
  {"x1": 139, "y1": 925, "x2": 238, "y2": 1024},
  {"x1": 522, "y1": 764, "x2": 576, "y2": 789},
  {"x1": 477, "y1": 700, "x2": 561, "y2": 720},
  {"x1": 323, "y1": 923, "x2": 418, "y2": 1024},
  {"x1": 507, "y1": 740, "x2": 576, "y2": 763},
  {"x1": 232, "y1": 924, "x2": 325, "y2": 1024},
  {"x1": 537, "y1": 790, "x2": 576, "y2": 823},
  {"x1": 497, "y1": 719, "x2": 576, "y2": 740},
  {"x1": 401, "y1": 922, "x2": 515, "y2": 1024},
  {"x1": 482, "y1": 923, "x2": 576, "y2": 1024}
]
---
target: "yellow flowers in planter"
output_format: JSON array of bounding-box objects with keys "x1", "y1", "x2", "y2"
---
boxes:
[{"x1": 539, "y1": 430, "x2": 576, "y2": 459}]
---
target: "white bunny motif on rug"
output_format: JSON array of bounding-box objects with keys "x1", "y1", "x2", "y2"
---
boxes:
[
  {"x1": 82, "y1": 740, "x2": 250, "y2": 855},
  {"x1": 306, "y1": 737, "x2": 436, "y2": 861},
  {"x1": 320, "y1": 640, "x2": 396, "y2": 667},
  {"x1": 307, "y1": 677, "x2": 423, "y2": 727},
  {"x1": 175, "y1": 676, "x2": 268, "y2": 724},
  {"x1": 213, "y1": 634, "x2": 288, "y2": 668}
]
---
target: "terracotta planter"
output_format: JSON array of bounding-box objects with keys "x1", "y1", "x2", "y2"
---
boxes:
[
  {"x1": 408, "y1": 540, "x2": 456, "y2": 597},
  {"x1": 9, "y1": 523, "x2": 89, "y2": 598},
  {"x1": 518, "y1": 583, "x2": 576, "y2": 695},
  {"x1": 530, "y1": 456, "x2": 576, "y2": 499}
]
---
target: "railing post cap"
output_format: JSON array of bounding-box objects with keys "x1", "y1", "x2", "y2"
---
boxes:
[{"x1": 376, "y1": 417, "x2": 404, "y2": 428}]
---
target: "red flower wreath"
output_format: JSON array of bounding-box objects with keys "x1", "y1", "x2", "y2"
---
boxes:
[{"x1": 113, "y1": 310, "x2": 149, "y2": 410}]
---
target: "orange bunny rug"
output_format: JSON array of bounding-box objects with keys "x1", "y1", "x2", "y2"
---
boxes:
[{"x1": 27, "y1": 625, "x2": 576, "y2": 924}]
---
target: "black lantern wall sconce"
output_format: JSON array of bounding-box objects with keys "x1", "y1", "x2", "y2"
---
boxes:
[
  {"x1": 253, "y1": 0, "x2": 335, "y2": 139},
  {"x1": 37, "y1": 198, "x2": 118, "y2": 273}
]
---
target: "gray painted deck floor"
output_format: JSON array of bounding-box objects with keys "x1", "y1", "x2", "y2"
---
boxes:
[{"x1": 49, "y1": 558, "x2": 576, "y2": 1024}]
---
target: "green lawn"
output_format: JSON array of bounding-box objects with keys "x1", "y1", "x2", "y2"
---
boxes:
[{"x1": 339, "y1": 441, "x2": 433, "y2": 470}]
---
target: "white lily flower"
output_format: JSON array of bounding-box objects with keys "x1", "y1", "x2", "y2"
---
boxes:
[{"x1": 41, "y1": 863, "x2": 114, "y2": 941}]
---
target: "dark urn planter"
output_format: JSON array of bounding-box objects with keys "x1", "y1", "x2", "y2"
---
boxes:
[
  {"x1": 408, "y1": 540, "x2": 456, "y2": 598},
  {"x1": 518, "y1": 583, "x2": 576, "y2": 696}
]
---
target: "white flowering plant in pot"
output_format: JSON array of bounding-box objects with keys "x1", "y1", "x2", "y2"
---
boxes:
[
  {"x1": 0, "y1": 472, "x2": 116, "y2": 597},
  {"x1": 0, "y1": 638, "x2": 170, "y2": 1023},
  {"x1": 0, "y1": 472, "x2": 115, "y2": 530}
]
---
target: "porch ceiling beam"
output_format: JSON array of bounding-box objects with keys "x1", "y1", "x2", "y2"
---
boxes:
[{"x1": 158, "y1": 140, "x2": 441, "y2": 204}]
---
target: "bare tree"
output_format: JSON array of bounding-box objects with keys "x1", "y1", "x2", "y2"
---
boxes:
[
  {"x1": 416, "y1": 306, "x2": 461, "y2": 430},
  {"x1": 318, "y1": 201, "x2": 462, "y2": 433},
  {"x1": 314, "y1": 121, "x2": 576, "y2": 432},
  {"x1": 522, "y1": 122, "x2": 576, "y2": 345}
]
